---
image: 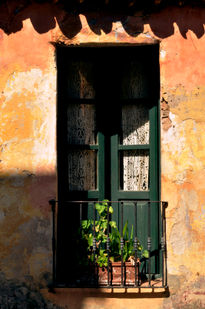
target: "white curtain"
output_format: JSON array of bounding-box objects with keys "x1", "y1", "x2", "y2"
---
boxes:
[{"x1": 122, "y1": 104, "x2": 149, "y2": 191}]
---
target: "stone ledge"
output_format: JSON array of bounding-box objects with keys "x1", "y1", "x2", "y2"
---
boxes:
[{"x1": 41, "y1": 287, "x2": 169, "y2": 309}]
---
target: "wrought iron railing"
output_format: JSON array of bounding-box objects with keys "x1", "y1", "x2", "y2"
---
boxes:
[{"x1": 49, "y1": 200, "x2": 168, "y2": 289}]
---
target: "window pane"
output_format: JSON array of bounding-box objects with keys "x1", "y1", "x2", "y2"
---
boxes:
[
  {"x1": 67, "y1": 104, "x2": 96, "y2": 145},
  {"x1": 67, "y1": 61, "x2": 95, "y2": 99},
  {"x1": 121, "y1": 104, "x2": 149, "y2": 145},
  {"x1": 68, "y1": 150, "x2": 97, "y2": 191},
  {"x1": 120, "y1": 150, "x2": 149, "y2": 191}
]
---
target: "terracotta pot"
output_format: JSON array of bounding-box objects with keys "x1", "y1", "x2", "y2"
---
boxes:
[{"x1": 97, "y1": 261, "x2": 140, "y2": 286}]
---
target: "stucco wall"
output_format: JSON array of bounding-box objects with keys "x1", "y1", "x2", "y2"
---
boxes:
[{"x1": 0, "y1": 3, "x2": 205, "y2": 308}]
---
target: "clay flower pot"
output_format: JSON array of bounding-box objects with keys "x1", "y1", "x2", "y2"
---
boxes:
[{"x1": 97, "y1": 261, "x2": 140, "y2": 286}]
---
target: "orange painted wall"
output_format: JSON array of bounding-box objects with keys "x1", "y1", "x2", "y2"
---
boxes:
[{"x1": 0, "y1": 3, "x2": 205, "y2": 308}]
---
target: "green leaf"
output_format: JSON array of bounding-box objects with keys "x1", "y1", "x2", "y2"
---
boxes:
[
  {"x1": 142, "y1": 250, "x2": 149, "y2": 258},
  {"x1": 81, "y1": 220, "x2": 88, "y2": 229},
  {"x1": 88, "y1": 234, "x2": 93, "y2": 246},
  {"x1": 101, "y1": 220, "x2": 107, "y2": 229},
  {"x1": 130, "y1": 225, "x2": 133, "y2": 240},
  {"x1": 123, "y1": 221, "x2": 128, "y2": 240},
  {"x1": 110, "y1": 256, "x2": 115, "y2": 263},
  {"x1": 109, "y1": 221, "x2": 117, "y2": 229},
  {"x1": 96, "y1": 205, "x2": 106, "y2": 215},
  {"x1": 138, "y1": 244, "x2": 143, "y2": 251},
  {"x1": 99, "y1": 249, "x2": 105, "y2": 256},
  {"x1": 109, "y1": 206, "x2": 113, "y2": 214},
  {"x1": 102, "y1": 199, "x2": 109, "y2": 205},
  {"x1": 95, "y1": 203, "x2": 101, "y2": 209}
]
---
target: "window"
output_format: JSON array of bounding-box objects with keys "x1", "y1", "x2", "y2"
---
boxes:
[{"x1": 55, "y1": 45, "x2": 165, "y2": 287}]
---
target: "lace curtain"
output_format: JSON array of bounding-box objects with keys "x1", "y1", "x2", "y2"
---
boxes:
[
  {"x1": 122, "y1": 104, "x2": 149, "y2": 145},
  {"x1": 66, "y1": 59, "x2": 96, "y2": 191},
  {"x1": 121, "y1": 150, "x2": 149, "y2": 191},
  {"x1": 67, "y1": 104, "x2": 96, "y2": 145},
  {"x1": 68, "y1": 150, "x2": 97, "y2": 191},
  {"x1": 122, "y1": 104, "x2": 149, "y2": 191},
  {"x1": 67, "y1": 104, "x2": 97, "y2": 191}
]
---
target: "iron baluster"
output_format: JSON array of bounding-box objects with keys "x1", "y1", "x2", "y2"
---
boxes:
[
  {"x1": 79, "y1": 202, "x2": 82, "y2": 233},
  {"x1": 120, "y1": 202, "x2": 124, "y2": 286},
  {"x1": 147, "y1": 201, "x2": 152, "y2": 287},
  {"x1": 107, "y1": 202, "x2": 110, "y2": 286},
  {"x1": 92, "y1": 202, "x2": 97, "y2": 285},
  {"x1": 134, "y1": 202, "x2": 139, "y2": 286},
  {"x1": 161, "y1": 201, "x2": 165, "y2": 287},
  {"x1": 49, "y1": 199, "x2": 56, "y2": 287},
  {"x1": 163, "y1": 202, "x2": 168, "y2": 287}
]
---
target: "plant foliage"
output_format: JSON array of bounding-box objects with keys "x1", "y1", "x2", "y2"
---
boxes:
[{"x1": 81, "y1": 200, "x2": 148, "y2": 267}]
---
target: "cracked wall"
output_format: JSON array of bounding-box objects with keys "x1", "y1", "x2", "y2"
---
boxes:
[{"x1": 0, "y1": 3, "x2": 205, "y2": 308}]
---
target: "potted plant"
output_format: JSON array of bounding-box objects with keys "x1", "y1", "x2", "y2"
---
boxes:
[{"x1": 81, "y1": 200, "x2": 148, "y2": 285}]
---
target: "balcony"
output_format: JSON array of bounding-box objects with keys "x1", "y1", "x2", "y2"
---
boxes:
[{"x1": 50, "y1": 200, "x2": 168, "y2": 289}]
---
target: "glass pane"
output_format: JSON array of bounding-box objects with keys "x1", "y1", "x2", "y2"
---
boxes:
[
  {"x1": 67, "y1": 104, "x2": 96, "y2": 145},
  {"x1": 120, "y1": 150, "x2": 149, "y2": 191},
  {"x1": 121, "y1": 104, "x2": 149, "y2": 145},
  {"x1": 68, "y1": 150, "x2": 97, "y2": 191},
  {"x1": 120, "y1": 61, "x2": 151, "y2": 99},
  {"x1": 67, "y1": 61, "x2": 95, "y2": 99}
]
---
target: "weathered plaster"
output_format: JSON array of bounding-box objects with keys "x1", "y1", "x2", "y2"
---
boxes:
[
  {"x1": 42, "y1": 288, "x2": 166, "y2": 309},
  {"x1": 0, "y1": 9, "x2": 56, "y2": 287}
]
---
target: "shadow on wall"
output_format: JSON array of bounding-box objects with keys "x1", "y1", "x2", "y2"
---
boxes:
[
  {"x1": 0, "y1": 1, "x2": 205, "y2": 39},
  {"x1": 0, "y1": 173, "x2": 56, "y2": 283}
]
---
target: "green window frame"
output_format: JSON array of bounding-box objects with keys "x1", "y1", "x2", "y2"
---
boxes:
[{"x1": 56, "y1": 44, "x2": 161, "y2": 283}]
